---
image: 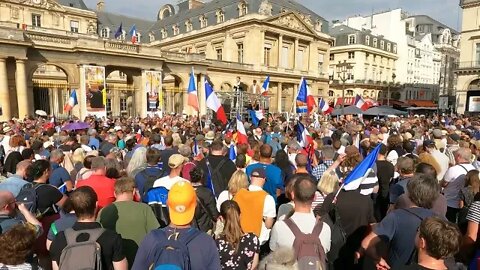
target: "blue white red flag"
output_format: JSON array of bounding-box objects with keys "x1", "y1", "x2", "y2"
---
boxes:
[
  {"x1": 205, "y1": 80, "x2": 227, "y2": 124},
  {"x1": 296, "y1": 77, "x2": 316, "y2": 114},
  {"x1": 296, "y1": 122, "x2": 312, "y2": 148},
  {"x1": 229, "y1": 144, "x2": 236, "y2": 161},
  {"x1": 261, "y1": 76, "x2": 270, "y2": 96},
  {"x1": 343, "y1": 144, "x2": 381, "y2": 191},
  {"x1": 63, "y1": 90, "x2": 78, "y2": 112},
  {"x1": 187, "y1": 68, "x2": 199, "y2": 111},
  {"x1": 249, "y1": 110, "x2": 264, "y2": 127},
  {"x1": 129, "y1": 25, "x2": 137, "y2": 44}
]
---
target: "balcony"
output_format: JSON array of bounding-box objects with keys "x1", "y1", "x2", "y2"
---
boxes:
[
  {"x1": 210, "y1": 60, "x2": 254, "y2": 70},
  {"x1": 454, "y1": 61, "x2": 480, "y2": 74}
]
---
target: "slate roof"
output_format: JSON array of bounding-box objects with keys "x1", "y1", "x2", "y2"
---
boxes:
[
  {"x1": 329, "y1": 25, "x2": 358, "y2": 36},
  {"x1": 409, "y1": 15, "x2": 459, "y2": 35},
  {"x1": 57, "y1": 0, "x2": 329, "y2": 43},
  {"x1": 58, "y1": 0, "x2": 89, "y2": 10},
  {"x1": 148, "y1": 0, "x2": 329, "y2": 39}
]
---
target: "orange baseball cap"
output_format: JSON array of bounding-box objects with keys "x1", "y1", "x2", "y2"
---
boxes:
[{"x1": 167, "y1": 181, "x2": 197, "y2": 226}]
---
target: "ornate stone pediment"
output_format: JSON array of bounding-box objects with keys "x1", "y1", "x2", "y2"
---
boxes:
[
  {"x1": 20, "y1": 0, "x2": 65, "y2": 12},
  {"x1": 268, "y1": 13, "x2": 314, "y2": 34}
]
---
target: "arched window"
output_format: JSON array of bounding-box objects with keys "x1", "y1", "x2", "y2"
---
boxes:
[
  {"x1": 101, "y1": 27, "x2": 109, "y2": 38},
  {"x1": 346, "y1": 90, "x2": 354, "y2": 96},
  {"x1": 199, "y1": 15, "x2": 207, "y2": 28},
  {"x1": 172, "y1": 25, "x2": 179, "y2": 35},
  {"x1": 149, "y1": 33, "x2": 155, "y2": 42},
  {"x1": 120, "y1": 30, "x2": 126, "y2": 41},
  {"x1": 216, "y1": 9, "x2": 225, "y2": 23},
  {"x1": 185, "y1": 20, "x2": 193, "y2": 32},
  {"x1": 135, "y1": 32, "x2": 141, "y2": 43},
  {"x1": 328, "y1": 90, "x2": 334, "y2": 97},
  {"x1": 238, "y1": 1, "x2": 248, "y2": 16},
  {"x1": 161, "y1": 28, "x2": 167, "y2": 39}
]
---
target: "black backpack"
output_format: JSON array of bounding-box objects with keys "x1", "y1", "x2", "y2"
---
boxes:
[
  {"x1": 322, "y1": 200, "x2": 347, "y2": 265},
  {"x1": 16, "y1": 183, "x2": 56, "y2": 218},
  {"x1": 140, "y1": 169, "x2": 163, "y2": 199},
  {"x1": 206, "y1": 158, "x2": 227, "y2": 197}
]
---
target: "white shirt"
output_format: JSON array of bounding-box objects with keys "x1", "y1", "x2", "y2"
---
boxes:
[
  {"x1": 386, "y1": 150, "x2": 399, "y2": 166},
  {"x1": 270, "y1": 212, "x2": 331, "y2": 253},
  {"x1": 430, "y1": 149, "x2": 450, "y2": 181},
  {"x1": 81, "y1": 144, "x2": 93, "y2": 153},
  {"x1": 153, "y1": 175, "x2": 187, "y2": 190},
  {"x1": 248, "y1": 185, "x2": 276, "y2": 245},
  {"x1": 216, "y1": 190, "x2": 233, "y2": 212}
]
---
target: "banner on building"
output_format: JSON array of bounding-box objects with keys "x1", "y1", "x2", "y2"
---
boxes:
[
  {"x1": 144, "y1": 70, "x2": 162, "y2": 116},
  {"x1": 82, "y1": 65, "x2": 106, "y2": 118}
]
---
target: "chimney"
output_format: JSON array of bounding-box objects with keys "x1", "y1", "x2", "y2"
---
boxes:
[
  {"x1": 178, "y1": 0, "x2": 204, "y2": 12},
  {"x1": 96, "y1": 0, "x2": 105, "y2": 12}
]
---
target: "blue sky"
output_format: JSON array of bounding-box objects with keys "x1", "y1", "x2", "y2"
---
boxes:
[{"x1": 84, "y1": 0, "x2": 462, "y2": 30}]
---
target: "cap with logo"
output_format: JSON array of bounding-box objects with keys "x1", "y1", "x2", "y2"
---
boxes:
[{"x1": 167, "y1": 181, "x2": 197, "y2": 225}]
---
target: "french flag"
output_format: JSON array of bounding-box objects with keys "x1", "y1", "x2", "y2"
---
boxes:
[
  {"x1": 229, "y1": 144, "x2": 237, "y2": 161},
  {"x1": 354, "y1": 94, "x2": 370, "y2": 111},
  {"x1": 318, "y1": 98, "x2": 333, "y2": 114},
  {"x1": 187, "y1": 68, "x2": 199, "y2": 111},
  {"x1": 341, "y1": 144, "x2": 381, "y2": 195},
  {"x1": 261, "y1": 76, "x2": 270, "y2": 96},
  {"x1": 236, "y1": 114, "x2": 248, "y2": 144},
  {"x1": 296, "y1": 122, "x2": 313, "y2": 148},
  {"x1": 129, "y1": 25, "x2": 137, "y2": 44},
  {"x1": 205, "y1": 80, "x2": 227, "y2": 124},
  {"x1": 193, "y1": 138, "x2": 200, "y2": 157},
  {"x1": 63, "y1": 90, "x2": 78, "y2": 112},
  {"x1": 249, "y1": 109, "x2": 264, "y2": 127},
  {"x1": 296, "y1": 77, "x2": 316, "y2": 114}
]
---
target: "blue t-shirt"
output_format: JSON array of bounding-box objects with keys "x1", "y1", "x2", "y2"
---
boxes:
[
  {"x1": 47, "y1": 212, "x2": 77, "y2": 241},
  {"x1": 389, "y1": 178, "x2": 410, "y2": 204},
  {"x1": 88, "y1": 137, "x2": 100, "y2": 150},
  {"x1": 374, "y1": 207, "x2": 436, "y2": 268},
  {"x1": 49, "y1": 163, "x2": 71, "y2": 189},
  {"x1": 135, "y1": 167, "x2": 163, "y2": 201},
  {"x1": 245, "y1": 163, "x2": 284, "y2": 204},
  {"x1": 0, "y1": 175, "x2": 29, "y2": 197},
  {"x1": 132, "y1": 227, "x2": 221, "y2": 270}
]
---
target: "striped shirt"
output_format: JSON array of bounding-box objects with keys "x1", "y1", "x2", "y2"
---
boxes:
[{"x1": 467, "y1": 201, "x2": 480, "y2": 223}]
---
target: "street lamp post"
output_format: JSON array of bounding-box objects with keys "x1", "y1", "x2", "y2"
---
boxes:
[
  {"x1": 388, "y1": 73, "x2": 396, "y2": 107},
  {"x1": 336, "y1": 60, "x2": 353, "y2": 115}
]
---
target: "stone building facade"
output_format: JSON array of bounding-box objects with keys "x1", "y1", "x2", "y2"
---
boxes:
[{"x1": 0, "y1": 0, "x2": 333, "y2": 121}]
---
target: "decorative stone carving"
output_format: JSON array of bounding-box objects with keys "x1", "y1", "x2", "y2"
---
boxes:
[
  {"x1": 11, "y1": 7, "x2": 20, "y2": 19},
  {"x1": 87, "y1": 20, "x2": 97, "y2": 34},
  {"x1": 271, "y1": 14, "x2": 308, "y2": 32},
  {"x1": 299, "y1": 14, "x2": 312, "y2": 26},
  {"x1": 258, "y1": 0, "x2": 272, "y2": 16}
]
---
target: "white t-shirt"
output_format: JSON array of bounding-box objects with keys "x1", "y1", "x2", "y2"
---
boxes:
[
  {"x1": 248, "y1": 185, "x2": 276, "y2": 245},
  {"x1": 270, "y1": 212, "x2": 331, "y2": 253},
  {"x1": 430, "y1": 150, "x2": 450, "y2": 181},
  {"x1": 216, "y1": 190, "x2": 233, "y2": 212},
  {"x1": 153, "y1": 175, "x2": 187, "y2": 190}
]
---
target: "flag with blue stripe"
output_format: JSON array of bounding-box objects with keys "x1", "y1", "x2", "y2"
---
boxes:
[
  {"x1": 229, "y1": 144, "x2": 236, "y2": 161},
  {"x1": 58, "y1": 183, "x2": 67, "y2": 194},
  {"x1": 248, "y1": 110, "x2": 264, "y2": 127},
  {"x1": 343, "y1": 144, "x2": 381, "y2": 191}
]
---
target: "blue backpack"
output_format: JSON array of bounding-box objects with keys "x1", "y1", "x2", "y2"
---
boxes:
[
  {"x1": 150, "y1": 228, "x2": 201, "y2": 270},
  {"x1": 146, "y1": 186, "x2": 170, "y2": 228}
]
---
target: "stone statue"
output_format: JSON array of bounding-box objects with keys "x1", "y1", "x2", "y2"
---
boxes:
[
  {"x1": 258, "y1": 0, "x2": 272, "y2": 16},
  {"x1": 87, "y1": 20, "x2": 97, "y2": 34},
  {"x1": 315, "y1": 20, "x2": 323, "y2": 32}
]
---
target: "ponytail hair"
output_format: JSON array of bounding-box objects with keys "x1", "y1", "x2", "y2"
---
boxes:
[{"x1": 220, "y1": 200, "x2": 243, "y2": 252}]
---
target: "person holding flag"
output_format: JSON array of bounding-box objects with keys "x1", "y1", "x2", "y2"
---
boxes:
[{"x1": 318, "y1": 97, "x2": 333, "y2": 114}]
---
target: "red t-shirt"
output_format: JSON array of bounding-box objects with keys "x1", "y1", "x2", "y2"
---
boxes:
[{"x1": 76, "y1": 174, "x2": 116, "y2": 209}]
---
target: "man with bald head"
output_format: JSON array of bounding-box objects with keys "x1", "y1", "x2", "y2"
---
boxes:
[
  {"x1": 292, "y1": 153, "x2": 317, "y2": 184},
  {"x1": 0, "y1": 160, "x2": 31, "y2": 197},
  {"x1": 0, "y1": 190, "x2": 41, "y2": 233}
]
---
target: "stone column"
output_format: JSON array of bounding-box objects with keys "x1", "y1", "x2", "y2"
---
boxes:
[
  {"x1": 0, "y1": 58, "x2": 11, "y2": 120},
  {"x1": 294, "y1": 38, "x2": 299, "y2": 70},
  {"x1": 277, "y1": 82, "x2": 282, "y2": 113},
  {"x1": 133, "y1": 74, "x2": 144, "y2": 118},
  {"x1": 277, "y1": 35, "x2": 283, "y2": 68},
  {"x1": 260, "y1": 30, "x2": 265, "y2": 66},
  {"x1": 15, "y1": 59, "x2": 30, "y2": 118},
  {"x1": 292, "y1": 84, "x2": 298, "y2": 113}
]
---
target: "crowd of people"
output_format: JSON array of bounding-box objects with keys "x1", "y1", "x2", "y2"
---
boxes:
[{"x1": 0, "y1": 113, "x2": 479, "y2": 270}]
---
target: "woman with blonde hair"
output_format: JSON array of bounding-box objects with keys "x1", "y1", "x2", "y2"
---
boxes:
[
  {"x1": 315, "y1": 170, "x2": 340, "y2": 210},
  {"x1": 216, "y1": 170, "x2": 249, "y2": 211},
  {"x1": 216, "y1": 200, "x2": 260, "y2": 270},
  {"x1": 126, "y1": 147, "x2": 147, "y2": 178}
]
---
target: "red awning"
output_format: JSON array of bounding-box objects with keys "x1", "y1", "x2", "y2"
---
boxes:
[
  {"x1": 378, "y1": 99, "x2": 409, "y2": 107},
  {"x1": 406, "y1": 100, "x2": 437, "y2": 108}
]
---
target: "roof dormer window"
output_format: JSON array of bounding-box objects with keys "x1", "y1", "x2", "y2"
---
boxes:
[
  {"x1": 200, "y1": 15, "x2": 207, "y2": 28},
  {"x1": 238, "y1": 1, "x2": 248, "y2": 16},
  {"x1": 216, "y1": 9, "x2": 225, "y2": 23}
]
